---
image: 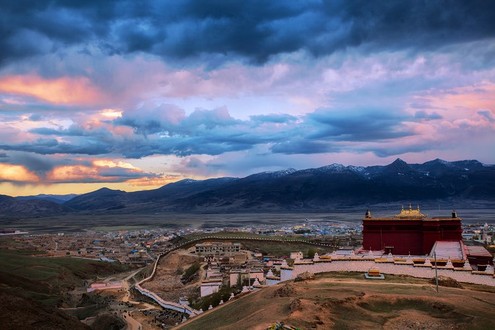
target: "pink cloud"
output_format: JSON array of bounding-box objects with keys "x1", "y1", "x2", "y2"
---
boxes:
[
  {"x1": 414, "y1": 82, "x2": 495, "y2": 119},
  {"x1": 0, "y1": 74, "x2": 105, "y2": 105},
  {"x1": 46, "y1": 159, "x2": 141, "y2": 183},
  {"x1": 127, "y1": 174, "x2": 181, "y2": 187}
]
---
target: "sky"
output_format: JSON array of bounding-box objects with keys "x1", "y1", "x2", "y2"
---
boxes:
[{"x1": 1, "y1": 1, "x2": 495, "y2": 196}]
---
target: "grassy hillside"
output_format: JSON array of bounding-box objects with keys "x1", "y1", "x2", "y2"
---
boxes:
[
  {"x1": 0, "y1": 249, "x2": 130, "y2": 306},
  {"x1": 0, "y1": 249, "x2": 132, "y2": 329},
  {"x1": 0, "y1": 290, "x2": 90, "y2": 330},
  {"x1": 178, "y1": 272, "x2": 495, "y2": 330}
]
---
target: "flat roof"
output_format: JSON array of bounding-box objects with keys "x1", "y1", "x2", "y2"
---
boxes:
[
  {"x1": 196, "y1": 242, "x2": 241, "y2": 246},
  {"x1": 466, "y1": 245, "x2": 493, "y2": 258},
  {"x1": 430, "y1": 241, "x2": 463, "y2": 260},
  {"x1": 364, "y1": 207, "x2": 461, "y2": 221}
]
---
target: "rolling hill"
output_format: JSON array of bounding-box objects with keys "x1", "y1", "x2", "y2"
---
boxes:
[
  {"x1": 2, "y1": 159, "x2": 494, "y2": 217},
  {"x1": 177, "y1": 272, "x2": 495, "y2": 330}
]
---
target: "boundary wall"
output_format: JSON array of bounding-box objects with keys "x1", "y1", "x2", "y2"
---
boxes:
[{"x1": 282, "y1": 258, "x2": 495, "y2": 287}]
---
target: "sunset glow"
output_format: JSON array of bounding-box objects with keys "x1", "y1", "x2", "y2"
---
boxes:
[
  {"x1": 0, "y1": 75, "x2": 103, "y2": 105},
  {"x1": 0, "y1": 1, "x2": 494, "y2": 196}
]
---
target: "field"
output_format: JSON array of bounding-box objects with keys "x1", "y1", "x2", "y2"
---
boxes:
[
  {"x1": 178, "y1": 272, "x2": 495, "y2": 330},
  {"x1": 2, "y1": 207, "x2": 494, "y2": 233}
]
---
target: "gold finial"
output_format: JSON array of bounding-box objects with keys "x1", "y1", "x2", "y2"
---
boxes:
[{"x1": 396, "y1": 204, "x2": 425, "y2": 219}]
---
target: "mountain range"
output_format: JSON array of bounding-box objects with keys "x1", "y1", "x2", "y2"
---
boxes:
[{"x1": 1, "y1": 159, "x2": 494, "y2": 217}]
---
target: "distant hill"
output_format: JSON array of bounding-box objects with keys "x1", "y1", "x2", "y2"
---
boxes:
[
  {"x1": 63, "y1": 158, "x2": 495, "y2": 213},
  {"x1": 1, "y1": 159, "x2": 494, "y2": 217},
  {"x1": 0, "y1": 194, "x2": 70, "y2": 217},
  {"x1": 16, "y1": 194, "x2": 78, "y2": 204}
]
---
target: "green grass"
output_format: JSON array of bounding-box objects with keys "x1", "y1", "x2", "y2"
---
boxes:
[
  {"x1": 240, "y1": 240, "x2": 331, "y2": 257},
  {"x1": 177, "y1": 231, "x2": 333, "y2": 257},
  {"x1": 315, "y1": 271, "x2": 434, "y2": 284},
  {"x1": 182, "y1": 261, "x2": 200, "y2": 282},
  {"x1": 0, "y1": 249, "x2": 130, "y2": 306}
]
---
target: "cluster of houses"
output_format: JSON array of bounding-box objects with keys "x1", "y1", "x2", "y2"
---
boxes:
[
  {"x1": 192, "y1": 242, "x2": 295, "y2": 297},
  {"x1": 7, "y1": 230, "x2": 176, "y2": 265}
]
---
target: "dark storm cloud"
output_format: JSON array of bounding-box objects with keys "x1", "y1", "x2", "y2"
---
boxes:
[
  {"x1": 115, "y1": 107, "x2": 241, "y2": 138},
  {"x1": 112, "y1": 107, "x2": 294, "y2": 157},
  {"x1": 2, "y1": 0, "x2": 495, "y2": 66},
  {"x1": 478, "y1": 110, "x2": 495, "y2": 123},
  {"x1": 0, "y1": 138, "x2": 112, "y2": 155},
  {"x1": 371, "y1": 143, "x2": 439, "y2": 158},
  {"x1": 28, "y1": 124, "x2": 109, "y2": 137},
  {"x1": 271, "y1": 140, "x2": 340, "y2": 155},
  {"x1": 118, "y1": 131, "x2": 270, "y2": 158},
  {"x1": 10, "y1": 104, "x2": 421, "y2": 158},
  {"x1": 307, "y1": 108, "x2": 413, "y2": 142},
  {"x1": 7, "y1": 152, "x2": 61, "y2": 174}
]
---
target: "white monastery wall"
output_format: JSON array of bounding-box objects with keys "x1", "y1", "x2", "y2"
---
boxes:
[{"x1": 287, "y1": 260, "x2": 495, "y2": 287}]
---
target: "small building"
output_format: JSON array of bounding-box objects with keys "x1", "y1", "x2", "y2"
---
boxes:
[
  {"x1": 195, "y1": 242, "x2": 241, "y2": 256},
  {"x1": 465, "y1": 245, "x2": 494, "y2": 268},
  {"x1": 87, "y1": 281, "x2": 122, "y2": 292},
  {"x1": 200, "y1": 280, "x2": 223, "y2": 297},
  {"x1": 230, "y1": 252, "x2": 248, "y2": 264},
  {"x1": 229, "y1": 268, "x2": 265, "y2": 287},
  {"x1": 290, "y1": 251, "x2": 303, "y2": 260}
]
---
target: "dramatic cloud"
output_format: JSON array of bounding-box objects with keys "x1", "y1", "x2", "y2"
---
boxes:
[
  {"x1": 0, "y1": 152, "x2": 166, "y2": 186},
  {"x1": 46, "y1": 160, "x2": 153, "y2": 184},
  {"x1": 0, "y1": 163, "x2": 39, "y2": 183},
  {"x1": 2, "y1": 1, "x2": 495, "y2": 67},
  {"x1": 1, "y1": 1, "x2": 494, "y2": 194},
  {"x1": 0, "y1": 75, "x2": 104, "y2": 105}
]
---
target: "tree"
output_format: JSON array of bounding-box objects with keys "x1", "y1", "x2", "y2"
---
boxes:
[{"x1": 307, "y1": 247, "x2": 316, "y2": 259}]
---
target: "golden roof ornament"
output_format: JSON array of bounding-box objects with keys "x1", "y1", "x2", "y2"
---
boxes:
[{"x1": 395, "y1": 204, "x2": 425, "y2": 219}]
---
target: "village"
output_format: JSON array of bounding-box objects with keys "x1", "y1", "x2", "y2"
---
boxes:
[
  {"x1": 0, "y1": 219, "x2": 364, "y2": 266},
  {"x1": 0, "y1": 214, "x2": 494, "y2": 329}
]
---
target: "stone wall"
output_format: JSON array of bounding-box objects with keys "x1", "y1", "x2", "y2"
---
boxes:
[{"x1": 288, "y1": 260, "x2": 495, "y2": 286}]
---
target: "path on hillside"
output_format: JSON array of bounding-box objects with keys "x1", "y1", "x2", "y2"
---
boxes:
[{"x1": 123, "y1": 311, "x2": 141, "y2": 330}]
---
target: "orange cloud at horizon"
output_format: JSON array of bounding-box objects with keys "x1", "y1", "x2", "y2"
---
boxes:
[
  {"x1": 0, "y1": 74, "x2": 104, "y2": 105},
  {"x1": 47, "y1": 165, "x2": 99, "y2": 182},
  {"x1": 0, "y1": 164, "x2": 39, "y2": 183},
  {"x1": 93, "y1": 160, "x2": 137, "y2": 169},
  {"x1": 46, "y1": 160, "x2": 149, "y2": 183},
  {"x1": 127, "y1": 174, "x2": 181, "y2": 187}
]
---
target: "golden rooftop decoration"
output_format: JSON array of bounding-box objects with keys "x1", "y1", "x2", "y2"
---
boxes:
[{"x1": 395, "y1": 204, "x2": 425, "y2": 219}]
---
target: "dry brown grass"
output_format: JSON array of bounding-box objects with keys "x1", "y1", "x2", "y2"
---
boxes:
[
  {"x1": 142, "y1": 250, "x2": 201, "y2": 302},
  {"x1": 177, "y1": 274, "x2": 495, "y2": 330}
]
